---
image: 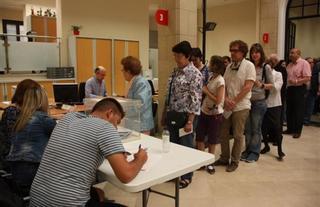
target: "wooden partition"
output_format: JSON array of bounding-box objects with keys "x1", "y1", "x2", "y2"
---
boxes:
[
  {"x1": 3, "y1": 79, "x2": 75, "y2": 101},
  {"x1": 96, "y1": 39, "x2": 112, "y2": 94},
  {"x1": 76, "y1": 38, "x2": 94, "y2": 83},
  {"x1": 128, "y1": 41, "x2": 139, "y2": 58},
  {"x1": 114, "y1": 40, "x2": 126, "y2": 96},
  {"x1": 72, "y1": 37, "x2": 139, "y2": 96},
  {"x1": 31, "y1": 15, "x2": 57, "y2": 42}
]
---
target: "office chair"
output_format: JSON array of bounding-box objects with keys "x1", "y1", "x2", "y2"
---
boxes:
[
  {"x1": 79, "y1": 82, "x2": 86, "y2": 103},
  {"x1": 147, "y1": 80, "x2": 158, "y2": 117}
]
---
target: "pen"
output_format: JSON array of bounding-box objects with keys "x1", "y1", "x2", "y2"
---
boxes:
[{"x1": 138, "y1": 144, "x2": 148, "y2": 151}]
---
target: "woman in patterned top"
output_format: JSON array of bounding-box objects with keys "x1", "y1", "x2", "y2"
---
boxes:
[{"x1": 161, "y1": 41, "x2": 202, "y2": 189}]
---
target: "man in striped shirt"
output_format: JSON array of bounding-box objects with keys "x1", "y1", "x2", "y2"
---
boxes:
[{"x1": 30, "y1": 98, "x2": 147, "y2": 207}]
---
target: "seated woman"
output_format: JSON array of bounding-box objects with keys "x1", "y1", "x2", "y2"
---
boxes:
[
  {"x1": 6, "y1": 87, "x2": 56, "y2": 195},
  {"x1": 121, "y1": 56, "x2": 154, "y2": 135},
  {"x1": 0, "y1": 79, "x2": 41, "y2": 171}
]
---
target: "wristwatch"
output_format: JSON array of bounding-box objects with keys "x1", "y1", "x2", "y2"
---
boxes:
[{"x1": 261, "y1": 83, "x2": 265, "y2": 89}]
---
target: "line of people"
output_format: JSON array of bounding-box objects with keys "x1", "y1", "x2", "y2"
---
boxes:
[{"x1": 161, "y1": 40, "x2": 316, "y2": 190}]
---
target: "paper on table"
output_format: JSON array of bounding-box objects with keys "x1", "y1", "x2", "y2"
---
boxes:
[
  {"x1": 179, "y1": 128, "x2": 193, "y2": 137},
  {"x1": 126, "y1": 147, "x2": 162, "y2": 171},
  {"x1": 117, "y1": 127, "x2": 132, "y2": 139}
]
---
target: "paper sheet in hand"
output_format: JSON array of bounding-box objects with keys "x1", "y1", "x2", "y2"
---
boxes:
[
  {"x1": 223, "y1": 110, "x2": 232, "y2": 119},
  {"x1": 179, "y1": 128, "x2": 193, "y2": 137}
]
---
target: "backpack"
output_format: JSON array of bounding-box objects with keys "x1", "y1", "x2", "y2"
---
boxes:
[{"x1": 261, "y1": 63, "x2": 270, "y2": 100}]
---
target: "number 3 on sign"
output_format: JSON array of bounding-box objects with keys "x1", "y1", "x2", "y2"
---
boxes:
[
  {"x1": 155, "y1": 9, "x2": 168, "y2": 26},
  {"x1": 160, "y1": 14, "x2": 164, "y2": 21}
]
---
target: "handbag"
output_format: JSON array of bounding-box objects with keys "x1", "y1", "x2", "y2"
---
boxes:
[
  {"x1": 166, "y1": 110, "x2": 188, "y2": 129},
  {"x1": 165, "y1": 71, "x2": 188, "y2": 129}
]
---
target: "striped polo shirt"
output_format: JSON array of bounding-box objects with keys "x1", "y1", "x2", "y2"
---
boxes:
[{"x1": 30, "y1": 112, "x2": 125, "y2": 206}]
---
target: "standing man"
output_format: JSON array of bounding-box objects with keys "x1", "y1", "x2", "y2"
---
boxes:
[
  {"x1": 214, "y1": 40, "x2": 256, "y2": 172},
  {"x1": 85, "y1": 66, "x2": 107, "y2": 98},
  {"x1": 284, "y1": 48, "x2": 311, "y2": 138}
]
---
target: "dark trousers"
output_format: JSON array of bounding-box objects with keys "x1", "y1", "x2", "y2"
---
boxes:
[
  {"x1": 262, "y1": 106, "x2": 284, "y2": 154},
  {"x1": 167, "y1": 120, "x2": 196, "y2": 181},
  {"x1": 304, "y1": 90, "x2": 317, "y2": 124},
  {"x1": 9, "y1": 161, "x2": 39, "y2": 197},
  {"x1": 86, "y1": 188, "x2": 126, "y2": 207},
  {"x1": 286, "y1": 85, "x2": 306, "y2": 134}
]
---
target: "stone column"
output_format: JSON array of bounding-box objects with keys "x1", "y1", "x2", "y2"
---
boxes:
[
  {"x1": 157, "y1": 0, "x2": 197, "y2": 130},
  {"x1": 259, "y1": 0, "x2": 279, "y2": 56}
]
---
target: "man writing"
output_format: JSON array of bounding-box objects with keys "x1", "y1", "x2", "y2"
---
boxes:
[{"x1": 30, "y1": 98, "x2": 147, "y2": 206}]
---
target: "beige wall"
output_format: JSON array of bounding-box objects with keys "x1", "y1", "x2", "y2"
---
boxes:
[
  {"x1": 0, "y1": 8, "x2": 23, "y2": 33},
  {"x1": 293, "y1": 18, "x2": 320, "y2": 59},
  {"x1": 197, "y1": 0, "x2": 257, "y2": 59},
  {"x1": 59, "y1": 0, "x2": 149, "y2": 70}
]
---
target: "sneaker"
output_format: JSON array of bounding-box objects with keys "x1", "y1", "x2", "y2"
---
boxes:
[
  {"x1": 214, "y1": 159, "x2": 229, "y2": 166},
  {"x1": 245, "y1": 158, "x2": 256, "y2": 163},
  {"x1": 226, "y1": 161, "x2": 238, "y2": 172},
  {"x1": 246, "y1": 153, "x2": 258, "y2": 163},
  {"x1": 240, "y1": 151, "x2": 248, "y2": 161}
]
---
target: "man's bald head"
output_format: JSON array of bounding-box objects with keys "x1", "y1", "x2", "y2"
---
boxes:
[
  {"x1": 95, "y1": 66, "x2": 106, "y2": 81},
  {"x1": 289, "y1": 48, "x2": 301, "y2": 63},
  {"x1": 268, "y1": 53, "x2": 279, "y2": 68}
]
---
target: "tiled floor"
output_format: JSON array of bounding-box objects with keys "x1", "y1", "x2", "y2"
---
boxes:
[{"x1": 98, "y1": 124, "x2": 320, "y2": 207}]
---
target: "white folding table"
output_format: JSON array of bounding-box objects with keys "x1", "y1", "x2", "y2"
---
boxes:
[{"x1": 98, "y1": 134, "x2": 215, "y2": 207}]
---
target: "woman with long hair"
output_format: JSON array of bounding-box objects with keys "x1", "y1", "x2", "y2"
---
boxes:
[
  {"x1": 241, "y1": 43, "x2": 274, "y2": 163},
  {"x1": 6, "y1": 87, "x2": 56, "y2": 196},
  {"x1": 0, "y1": 79, "x2": 41, "y2": 171}
]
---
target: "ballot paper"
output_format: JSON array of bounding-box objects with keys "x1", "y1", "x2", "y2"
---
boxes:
[
  {"x1": 125, "y1": 146, "x2": 162, "y2": 171},
  {"x1": 223, "y1": 110, "x2": 232, "y2": 119},
  {"x1": 179, "y1": 128, "x2": 193, "y2": 138}
]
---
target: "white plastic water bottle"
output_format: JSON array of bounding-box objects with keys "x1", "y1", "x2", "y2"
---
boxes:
[{"x1": 162, "y1": 129, "x2": 170, "y2": 153}]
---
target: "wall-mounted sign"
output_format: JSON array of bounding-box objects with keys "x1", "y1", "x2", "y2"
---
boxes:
[
  {"x1": 155, "y1": 9, "x2": 168, "y2": 26},
  {"x1": 263, "y1": 33, "x2": 269, "y2": 44}
]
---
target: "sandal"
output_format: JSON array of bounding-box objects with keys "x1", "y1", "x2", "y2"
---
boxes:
[
  {"x1": 206, "y1": 164, "x2": 215, "y2": 175},
  {"x1": 179, "y1": 178, "x2": 192, "y2": 189}
]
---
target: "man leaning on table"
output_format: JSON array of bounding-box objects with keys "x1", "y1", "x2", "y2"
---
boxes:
[{"x1": 30, "y1": 98, "x2": 147, "y2": 207}]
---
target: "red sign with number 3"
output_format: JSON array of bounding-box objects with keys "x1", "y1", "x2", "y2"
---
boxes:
[{"x1": 155, "y1": 9, "x2": 168, "y2": 26}]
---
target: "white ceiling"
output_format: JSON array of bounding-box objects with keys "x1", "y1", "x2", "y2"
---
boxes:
[{"x1": 0, "y1": 0, "x2": 55, "y2": 10}]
